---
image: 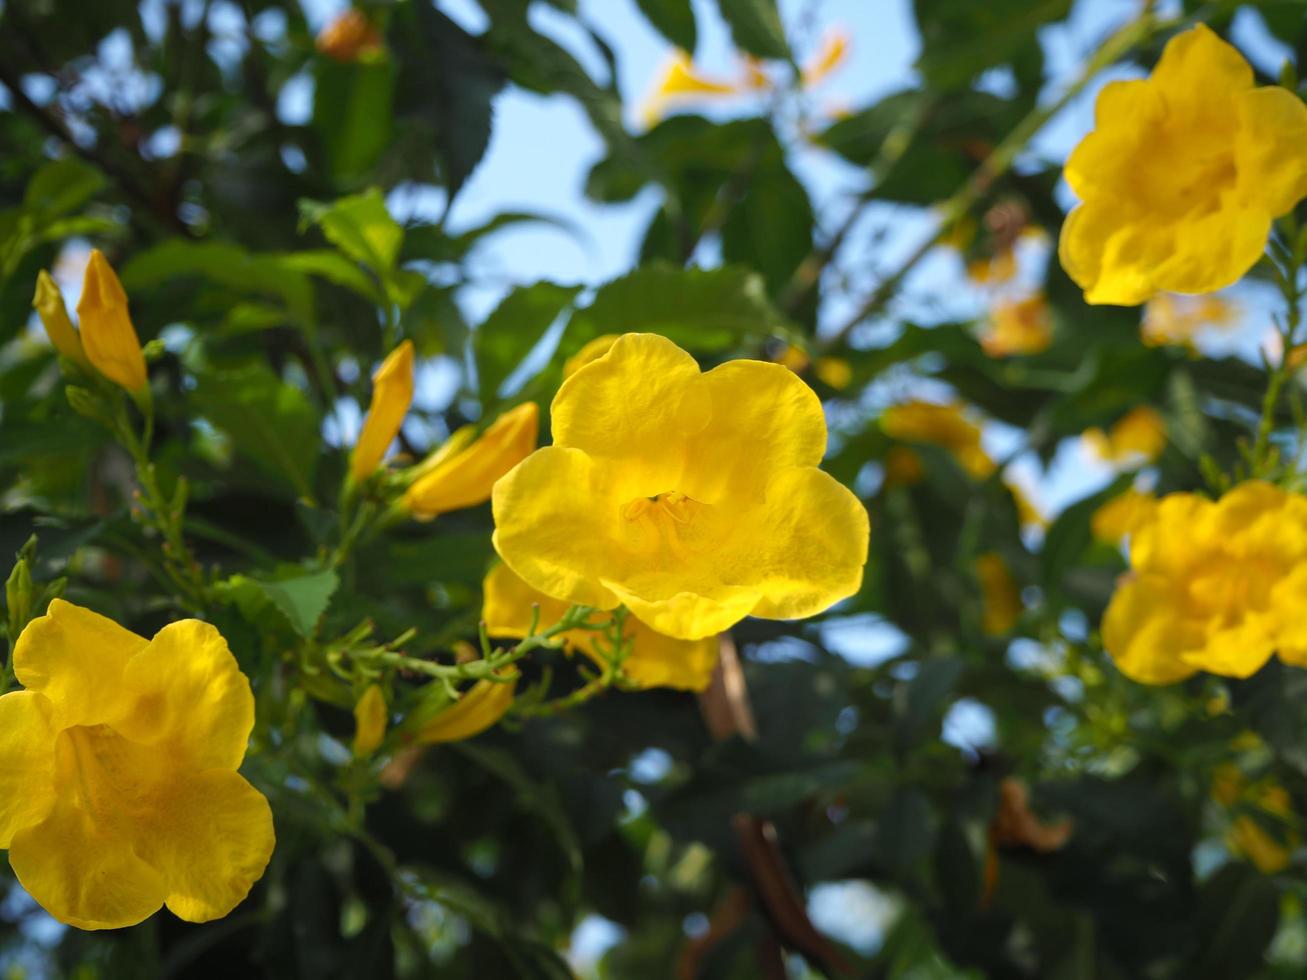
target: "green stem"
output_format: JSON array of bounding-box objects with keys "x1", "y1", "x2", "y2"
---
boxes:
[{"x1": 1252, "y1": 244, "x2": 1304, "y2": 475}]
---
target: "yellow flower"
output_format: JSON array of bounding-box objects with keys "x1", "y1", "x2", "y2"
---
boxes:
[
  {"x1": 975, "y1": 552, "x2": 1021, "y2": 636},
  {"x1": 351, "y1": 340, "x2": 414, "y2": 481},
  {"x1": 482, "y1": 563, "x2": 719, "y2": 691},
  {"x1": 415, "y1": 673, "x2": 517, "y2": 744},
  {"x1": 77, "y1": 249, "x2": 148, "y2": 392},
  {"x1": 564, "y1": 334, "x2": 620, "y2": 378},
  {"x1": 1059, "y1": 24, "x2": 1307, "y2": 305},
  {"x1": 966, "y1": 249, "x2": 1018, "y2": 286},
  {"x1": 404, "y1": 402, "x2": 539, "y2": 520},
  {"x1": 813, "y1": 356, "x2": 852, "y2": 390},
  {"x1": 316, "y1": 8, "x2": 383, "y2": 62},
  {"x1": 353, "y1": 684, "x2": 387, "y2": 756},
  {"x1": 1009, "y1": 481, "x2": 1046, "y2": 531},
  {"x1": 981, "y1": 294, "x2": 1052, "y2": 357},
  {"x1": 881, "y1": 400, "x2": 995, "y2": 479},
  {"x1": 801, "y1": 28, "x2": 851, "y2": 88},
  {"x1": 640, "y1": 51, "x2": 744, "y2": 124},
  {"x1": 1083, "y1": 406, "x2": 1166, "y2": 466},
  {"x1": 0, "y1": 600, "x2": 273, "y2": 930},
  {"x1": 1142, "y1": 293, "x2": 1238, "y2": 348},
  {"x1": 773, "y1": 343, "x2": 811, "y2": 373},
  {"x1": 1102, "y1": 481, "x2": 1307, "y2": 684},
  {"x1": 1091, "y1": 488, "x2": 1157, "y2": 545},
  {"x1": 32, "y1": 271, "x2": 89, "y2": 367},
  {"x1": 492, "y1": 333, "x2": 869, "y2": 641}
]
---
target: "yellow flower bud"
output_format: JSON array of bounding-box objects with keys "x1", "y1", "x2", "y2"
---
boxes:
[
  {"x1": 77, "y1": 250, "x2": 148, "y2": 392},
  {"x1": 975, "y1": 552, "x2": 1021, "y2": 636},
  {"x1": 316, "y1": 8, "x2": 384, "y2": 63},
  {"x1": 351, "y1": 340, "x2": 415, "y2": 481},
  {"x1": 32, "y1": 271, "x2": 88, "y2": 367},
  {"x1": 403, "y1": 402, "x2": 538, "y2": 520},
  {"x1": 415, "y1": 673, "x2": 517, "y2": 744},
  {"x1": 352, "y1": 684, "x2": 387, "y2": 756}
]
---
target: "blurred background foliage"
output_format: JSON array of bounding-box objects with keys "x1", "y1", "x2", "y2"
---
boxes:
[{"x1": 3, "y1": 0, "x2": 1307, "y2": 977}]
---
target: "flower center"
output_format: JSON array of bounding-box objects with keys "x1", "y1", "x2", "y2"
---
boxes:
[
  {"x1": 620, "y1": 492, "x2": 707, "y2": 557},
  {"x1": 56, "y1": 724, "x2": 163, "y2": 824},
  {"x1": 1189, "y1": 558, "x2": 1280, "y2": 625}
]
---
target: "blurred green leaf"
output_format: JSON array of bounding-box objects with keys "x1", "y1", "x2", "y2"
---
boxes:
[
  {"x1": 718, "y1": 0, "x2": 790, "y2": 60},
  {"x1": 633, "y1": 0, "x2": 697, "y2": 53},
  {"x1": 475, "y1": 281, "x2": 581, "y2": 399}
]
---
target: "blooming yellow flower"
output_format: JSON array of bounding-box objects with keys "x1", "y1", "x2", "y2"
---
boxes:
[
  {"x1": 564, "y1": 334, "x2": 620, "y2": 378},
  {"x1": 351, "y1": 340, "x2": 414, "y2": 481},
  {"x1": 77, "y1": 250, "x2": 148, "y2": 392},
  {"x1": 0, "y1": 600, "x2": 273, "y2": 930},
  {"x1": 1060, "y1": 24, "x2": 1307, "y2": 305},
  {"x1": 415, "y1": 673, "x2": 517, "y2": 744},
  {"x1": 353, "y1": 684, "x2": 387, "y2": 756},
  {"x1": 483, "y1": 562, "x2": 719, "y2": 691},
  {"x1": 316, "y1": 8, "x2": 383, "y2": 62},
  {"x1": 1083, "y1": 406, "x2": 1166, "y2": 466},
  {"x1": 1102, "y1": 481, "x2": 1307, "y2": 684},
  {"x1": 1142, "y1": 293, "x2": 1238, "y2": 349},
  {"x1": 881, "y1": 400, "x2": 994, "y2": 479},
  {"x1": 813, "y1": 356, "x2": 852, "y2": 390},
  {"x1": 404, "y1": 402, "x2": 538, "y2": 520},
  {"x1": 981, "y1": 294, "x2": 1052, "y2": 357},
  {"x1": 1091, "y1": 488, "x2": 1157, "y2": 544},
  {"x1": 975, "y1": 552, "x2": 1021, "y2": 636},
  {"x1": 32, "y1": 271, "x2": 89, "y2": 367},
  {"x1": 492, "y1": 333, "x2": 869, "y2": 641}
]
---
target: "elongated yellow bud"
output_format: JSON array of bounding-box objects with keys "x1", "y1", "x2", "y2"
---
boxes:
[
  {"x1": 351, "y1": 340, "x2": 415, "y2": 481},
  {"x1": 353, "y1": 684, "x2": 388, "y2": 756},
  {"x1": 32, "y1": 271, "x2": 88, "y2": 367},
  {"x1": 77, "y1": 250, "x2": 148, "y2": 392},
  {"x1": 415, "y1": 672, "x2": 517, "y2": 744}
]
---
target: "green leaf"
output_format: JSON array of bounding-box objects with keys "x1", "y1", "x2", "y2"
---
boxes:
[
  {"x1": 252, "y1": 569, "x2": 340, "y2": 638},
  {"x1": 299, "y1": 189, "x2": 403, "y2": 277},
  {"x1": 274, "y1": 249, "x2": 385, "y2": 305},
  {"x1": 717, "y1": 0, "x2": 789, "y2": 60},
  {"x1": 475, "y1": 282, "x2": 582, "y2": 399},
  {"x1": 312, "y1": 59, "x2": 396, "y2": 181},
  {"x1": 895, "y1": 656, "x2": 963, "y2": 749},
  {"x1": 192, "y1": 363, "x2": 320, "y2": 499},
  {"x1": 1189, "y1": 863, "x2": 1279, "y2": 980},
  {"x1": 633, "y1": 0, "x2": 697, "y2": 52},
  {"x1": 913, "y1": 0, "x2": 1071, "y2": 91},
  {"x1": 568, "y1": 262, "x2": 787, "y2": 354},
  {"x1": 721, "y1": 149, "x2": 813, "y2": 301},
  {"x1": 23, "y1": 158, "x2": 106, "y2": 218}
]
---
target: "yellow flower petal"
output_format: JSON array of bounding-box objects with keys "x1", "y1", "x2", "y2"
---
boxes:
[
  {"x1": 563, "y1": 334, "x2": 620, "y2": 378},
  {"x1": 1083, "y1": 406, "x2": 1166, "y2": 466},
  {"x1": 982, "y1": 294, "x2": 1052, "y2": 357},
  {"x1": 404, "y1": 402, "x2": 538, "y2": 519},
  {"x1": 1091, "y1": 489, "x2": 1157, "y2": 544},
  {"x1": 77, "y1": 250, "x2": 148, "y2": 391},
  {"x1": 353, "y1": 684, "x2": 387, "y2": 755},
  {"x1": 10, "y1": 791, "x2": 167, "y2": 931},
  {"x1": 0, "y1": 692, "x2": 57, "y2": 847},
  {"x1": 975, "y1": 552, "x2": 1021, "y2": 636},
  {"x1": 882, "y1": 400, "x2": 995, "y2": 478},
  {"x1": 800, "y1": 27, "x2": 850, "y2": 88},
  {"x1": 114, "y1": 619, "x2": 255, "y2": 771},
  {"x1": 141, "y1": 769, "x2": 275, "y2": 923},
  {"x1": 13, "y1": 599, "x2": 147, "y2": 728},
  {"x1": 351, "y1": 340, "x2": 415, "y2": 481},
  {"x1": 32, "y1": 271, "x2": 88, "y2": 366},
  {"x1": 416, "y1": 675, "x2": 517, "y2": 744},
  {"x1": 1236, "y1": 86, "x2": 1307, "y2": 217}
]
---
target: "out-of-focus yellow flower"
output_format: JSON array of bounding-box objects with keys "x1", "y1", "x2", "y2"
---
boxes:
[
  {"x1": 404, "y1": 402, "x2": 539, "y2": 520},
  {"x1": 814, "y1": 356, "x2": 852, "y2": 390},
  {"x1": 1142, "y1": 293, "x2": 1238, "y2": 348},
  {"x1": 316, "y1": 8, "x2": 383, "y2": 62},
  {"x1": 1060, "y1": 25, "x2": 1307, "y2": 305},
  {"x1": 353, "y1": 684, "x2": 387, "y2": 756},
  {"x1": 882, "y1": 400, "x2": 994, "y2": 479},
  {"x1": 483, "y1": 563, "x2": 719, "y2": 691},
  {"x1": 966, "y1": 249, "x2": 1018, "y2": 286},
  {"x1": 1102, "y1": 481, "x2": 1307, "y2": 684},
  {"x1": 975, "y1": 552, "x2": 1021, "y2": 636},
  {"x1": 32, "y1": 271, "x2": 88, "y2": 367},
  {"x1": 77, "y1": 249, "x2": 148, "y2": 393},
  {"x1": 564, "y1": 334, "x2": 620, "y2": 378},
  {"x1": 801, "y1": 28, "x2": 850, "y2": 87},
  {"x1": 1, "y1": 600, "x2": 274, "y2": 930},
  {"x1": 1213, "y1": 765, "x2": 1299, "y2": 873},
  {"x1": 1091, "y1": 488, "x2": 1157, "y2": 544},
  {"x1": 492, "y1": 333, "x2": 869, "y2": 640},
  {"x1": 882, "y1": 447, "x2": 925, "y2": 488},
  {"x1": 641, "y1": 51, "x2": 744, "y2": 124},
  {"x1": 773, "y1": 343, "x2": 811, "y2": 373},
  {"x1": 351, "y1": 340, "x2": 414, "y2": 481},
  {"x1": 1009, "y1": 482, "x2": 1046, "y2": 531},
  {"x1": 1083, "y1": 406, "x2": 1166, "y2": 466},
  {"x1": 981, "y1": 293, "x2": 1052, "y2": 357},
  {"x1": 415, "y1": 673, "x2": 517, "y2": 744}
]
